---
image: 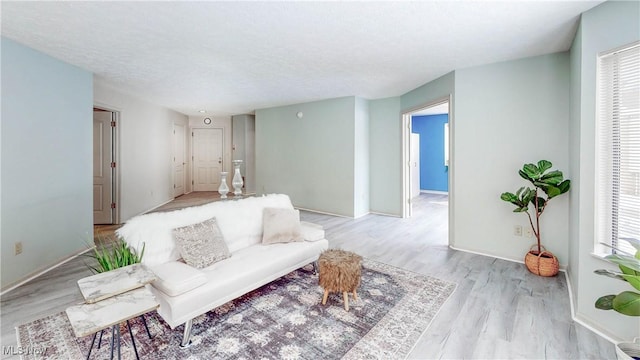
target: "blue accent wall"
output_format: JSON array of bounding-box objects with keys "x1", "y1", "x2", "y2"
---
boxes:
[{"x1": 412, "y1": 114, "x2": 449, "y2": 192}]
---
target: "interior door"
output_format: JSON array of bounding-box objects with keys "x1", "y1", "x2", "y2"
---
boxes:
[
  {"x1": 173, "y1": 123, "x2": 186, "y2": 197},
  {"x1": 93, "y1": 111, "x2": 113, "y2": 224},
  {"x1": 192, "y1": 128, "x2": 223, "y2": 191},
  {"x1": 411, "y1": 133, "x2": 421, "y2": 198}
]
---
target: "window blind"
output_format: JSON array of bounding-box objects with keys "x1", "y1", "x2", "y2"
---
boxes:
[{"x1": 596, "y1": 42, "x2": 640, "y2": 256}]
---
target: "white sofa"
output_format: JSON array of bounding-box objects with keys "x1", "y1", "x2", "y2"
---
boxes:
[{"x1": 116, "y1": 194, "x2": 328, "y2": 346}]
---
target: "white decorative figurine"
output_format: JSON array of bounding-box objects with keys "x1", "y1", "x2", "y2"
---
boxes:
[
  {"x1": 232, "y1": 160, "x2": 244, "y2": 196},
  {"x1": 218, "y1": 172, "x2": 229, "y2": 199}
]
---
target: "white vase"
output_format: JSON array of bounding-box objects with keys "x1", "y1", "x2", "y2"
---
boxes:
[
  {"x1": 218, "y1": 172, "x2": 229, "y2": 199},
  {"x1": 232, "y1": 160, "x2": 244, "y2": 196}
]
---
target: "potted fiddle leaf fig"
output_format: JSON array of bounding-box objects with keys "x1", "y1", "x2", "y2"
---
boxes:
[
  {"x1": 500, "y1": 160, "x2": 570, "y2": 276},
  {"x1": 594, "y1": 237, "x2": 640, "y2": 360}
]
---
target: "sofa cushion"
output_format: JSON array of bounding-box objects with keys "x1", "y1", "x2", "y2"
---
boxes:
[
  {"x1": 173, "y1": 218, "x2": 231, "y2": 269},
  {"x1": 300, "y1": 221, "x2": 325, "y2": 241},
  {"x1": 149, "y1": 261, "x2": 207, "y2": 297},
  {"x1": 153, "y1": 238, "x2": 329, "y2": 328},
  {"x1": 262, "y1": 208, "x2": 303, "y2": 244}
]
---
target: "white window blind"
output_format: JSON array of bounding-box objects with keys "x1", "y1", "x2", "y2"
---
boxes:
[{"x1": 596, "y1": 42, "x2": 640, "y2": 256}]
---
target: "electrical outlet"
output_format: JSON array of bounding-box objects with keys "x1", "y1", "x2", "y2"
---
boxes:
[
  {"x1": 524, "y1": 228, "x2": 534, "y2": 238},
  {"x1": 15, "y1": 242, "x2": 23, "y2": 255},
  {"x1": 513, "y1": 225, "x2": 522, "y2": 236}
]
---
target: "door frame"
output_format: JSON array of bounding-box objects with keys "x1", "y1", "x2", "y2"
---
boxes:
[
  {"x1": 93, "y1": 103, "x2": 121, "y2": 224},
  {"x1": 173, "y1": 122, "x2": 187, "y2": 198},
  {"x1": 401, "y1": 95, "x2": 453, "y2": 235}
]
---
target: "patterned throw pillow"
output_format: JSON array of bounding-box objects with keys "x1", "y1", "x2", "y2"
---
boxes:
[
  {"x1": 262, "y1": 207, "x2": 304, "y2": 245},
  {"x1": 173, "y1": 217, "x2": 231, "y2": 269}
]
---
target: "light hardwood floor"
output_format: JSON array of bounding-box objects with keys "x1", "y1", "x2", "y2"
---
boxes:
[{"x1": 0, "y1": 193, "x2": 615, "y2": 359}]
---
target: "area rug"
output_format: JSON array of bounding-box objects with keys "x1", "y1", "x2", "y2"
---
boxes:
[{"x1": 16, "y1": 259, "x2": 456, "y2": 360}]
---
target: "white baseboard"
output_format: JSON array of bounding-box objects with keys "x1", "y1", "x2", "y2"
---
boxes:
[
  {"x1": 448, "y1": 244, "x2": 568, "y2": 270},
  {"x1": 140, "y1": 198, "x2": 174, "y2": 216},
  {"x1": 563, "y1": 271, "x2": 620, "y2": 344},
  {"x1": 369, "y1": 211, "x2": 402, "y2": 218},
  {"x1": 0, "y1": 247, "x2": 92, "y2": 295},
  {"x1": 295, "y1": 206, "x2": 353, "y2": 218},
  {"x1": 420, "y1": 190, "x2": 449, "y2": 195}
]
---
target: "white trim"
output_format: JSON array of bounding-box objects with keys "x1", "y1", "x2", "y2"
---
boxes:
[
  {"x1": 564, "y1": 270, "x2": 577, "y2": 322},
  {"x1": 0, "y1": 247, "x2": 92, "y2": 295},
  {"x1": 448, "y1": 244, "x2": 568, "y2": 270},
  {"x1": 138, "y1": 198, "x2": 174, "y2": 216},
  {"x1": 401, "y1": 96, "x2": 452, "y2": 219},
  {"x1": 564, "y1": 271, "x2": 621, "y2": 345},
  {"x1": 93, "y1": 103, "x2": 121, "y2": 224},
  {"x1": 354, "y1": 211, "x2": 370, "y2": 219},
  {"x1": 420, "y1": 190, "x2": 449, "y2": 195},
  {"x1": 369, "y1": 211, "x2": 402, "y2": 218},
  {"x1": 294, "y1": 206, "x2": 352, "y2": 219}
]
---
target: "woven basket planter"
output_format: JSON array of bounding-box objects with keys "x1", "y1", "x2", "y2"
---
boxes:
[{"x1": 524, "y1": 245, "x2": 559, "y2": 277}]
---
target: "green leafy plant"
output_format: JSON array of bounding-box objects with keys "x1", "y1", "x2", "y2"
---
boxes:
[
  {"x1": 594, "y1": 238, "x2": 640, "y2": 316},
  {"x1": 86, "y1": 237, "x2": 145, "y2": 274},
  {"x1": 500, "y1": 160, "x2": 571, "y2": 254}
]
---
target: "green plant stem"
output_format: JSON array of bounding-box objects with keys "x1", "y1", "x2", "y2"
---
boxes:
[{"x1": 534, "y1": 189, "x2": 541, "y2": 253}]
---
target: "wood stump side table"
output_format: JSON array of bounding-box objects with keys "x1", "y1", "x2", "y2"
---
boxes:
[{"x1": 318, "y1": 249, "x2": 362, "y2": 311}]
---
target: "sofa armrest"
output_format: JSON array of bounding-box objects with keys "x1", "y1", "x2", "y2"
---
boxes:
[
  {"x1": 300, "y1": 221, "x2": 325, "y2": 242},
  {"x1": 149, "y1": 261, "x2": 207, "y2": 297}
]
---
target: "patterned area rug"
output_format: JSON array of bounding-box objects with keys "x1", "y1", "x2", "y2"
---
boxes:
[{"x1": 16, "y1": 259, "x2": 455, "y2": 360}]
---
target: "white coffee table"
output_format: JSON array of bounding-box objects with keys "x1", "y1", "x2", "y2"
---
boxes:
[{"x1": 66, "y1": 264, "x2": 158, "y2": 360}]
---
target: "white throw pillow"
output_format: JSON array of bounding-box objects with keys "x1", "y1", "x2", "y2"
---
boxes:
[
  {"x1": 262, "y1": 208, "x2": 303, "y2": 245},
  {"x1": 173, "y1": 217, "x2": 231, "y2": 269}
]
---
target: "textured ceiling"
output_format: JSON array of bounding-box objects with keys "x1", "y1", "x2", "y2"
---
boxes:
[{"x1": 1, "y1": 1, "x2": 602, "y2": 116}]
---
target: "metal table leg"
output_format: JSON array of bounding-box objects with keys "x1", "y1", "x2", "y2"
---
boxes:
[
  {"x1": 140, "y1": 315, "x2": 152, "y2": 339},
  {"x1": 117, "y1": 324, "x2": 121, "y2": 360},
  {"x1": 85, "y1": 332, "x2": 97, "y2": 360},
  {"x1": 97, "y1": 329, "x2": 104, "y2": 349},
  {"x1": 127, "y1": 319, "x2": 140, "y2": 360},
  {"x1": 110, "y1": 325, "x2": 116, "y2": 360}
]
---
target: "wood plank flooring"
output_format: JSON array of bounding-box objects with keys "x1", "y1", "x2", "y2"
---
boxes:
[{"x1": 0, "y1": 193, "x2": 615, "y2": 359}]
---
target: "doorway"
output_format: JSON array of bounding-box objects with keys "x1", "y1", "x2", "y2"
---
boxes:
[
  {"x1": 93, "y1": 108, "x2": 118, "y2": 225},
  {"x1": 173, "y1": 123, "x2": 186, "y2": 197},
  {"x1": 192, "y1": 128, "x2": 224, "y2": 191},
  {"x1": 401, "y1": 97, "x2": 452, "y2": 245}
]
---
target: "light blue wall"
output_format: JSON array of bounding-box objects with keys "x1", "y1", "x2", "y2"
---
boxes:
[
  {"x1": 401, "y1": 72, "x2": 454, "y2": 112},
  {"x1": 1, "y1": 38, "x2": 93, "y2": 289},
  {"x1": 369, "y1": 97, "x2": 402, "y2": 215},
  {"x1": 454, "y1": 53, "x2": 570, "y2": 265},
  {"x1": 412, "y1": 114, "x2": 449, "y2": 192},
  {"x1": 255, "y1": 96, "x2": 358, "y2": 217},
  {"x1": 570, "y1": 0, "x2": 640, "y2": 341}
]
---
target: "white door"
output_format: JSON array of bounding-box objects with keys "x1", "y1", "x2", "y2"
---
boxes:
[
  {"x1": 93, "y1": 111, "x2": 113, "y2": 224},
  {"x1": 411, "y1": 133, "x2": 421, "y2": 198},
  {"x1": 173, "y1": 123, "x2": 186, "y2": 197},
  {"x1": 192, "y1": 128, "x2": 223, "y2": 191}
]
